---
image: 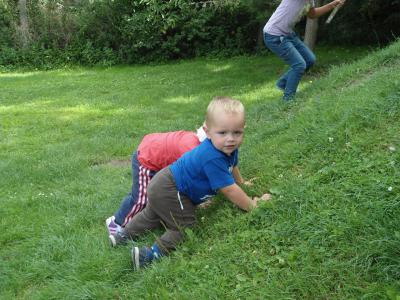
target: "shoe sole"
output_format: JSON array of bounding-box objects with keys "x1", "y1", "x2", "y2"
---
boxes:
[
  {"x1": 131, "y1": 247, "x2": 140, "y2": 270},
  {"x1": 105, "y1": 216, "x2": 115, "y2": 236},
  {"x1": 109, "y1": 235, "x2": 117, "y2": 247}
]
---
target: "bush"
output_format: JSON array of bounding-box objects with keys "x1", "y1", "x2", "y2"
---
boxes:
[
  {"x1": 313, "y1": 0, "x2": 400, "y2": 45},
  {"x1": 0, "y1": 0, "x2": 260, "y2": 68},
  {"x1": 0, "y1": 2, "x2": 14, "y2": 48},
  {"x1": 77, "y1": 0, "x2": 259, "y2": 63},
  {"x1": 0, "y1": 0, "x2": 399, "y2": 69}
]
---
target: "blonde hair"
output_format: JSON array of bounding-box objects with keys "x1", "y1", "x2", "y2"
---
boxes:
[{"x1": 205, "y1": 97, "x2": 245, "y2": 127}]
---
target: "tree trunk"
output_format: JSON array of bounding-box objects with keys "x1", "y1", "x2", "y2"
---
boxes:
[
  {"x1": 304, "y1": 0, "x2": 323, "y2": 50},
  {"x1": 17, "y1": 0, "x2": 30, "y2": 48}
]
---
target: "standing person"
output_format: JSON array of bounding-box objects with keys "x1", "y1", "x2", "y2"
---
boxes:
[
  {"x1": 110, "y1": 97, "x2": 271, "y2": 270},
  {"x1": 106, "y1": 126, "x2": 207, "y2": 237},
  {"x1": 263, "y1": 0, "x2": 346, "y2": 101}
]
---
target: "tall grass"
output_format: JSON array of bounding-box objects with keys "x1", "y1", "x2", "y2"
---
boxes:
[{"x1": 1, "y1": 44, "x2": 399, "y2": 299}]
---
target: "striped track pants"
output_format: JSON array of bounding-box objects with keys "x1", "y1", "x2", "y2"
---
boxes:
[{"x1": 122, "y1": 165, "x2": 153, "y2": 226}]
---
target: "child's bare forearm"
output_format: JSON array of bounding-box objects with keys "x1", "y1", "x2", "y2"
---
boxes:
[
  {"x1": 221, "y1": 184, "x2": 271, "y2": 211},
  {"x1": 221, "y1": 184, "x2": 254, "y2": 211},
  {"x1": 308, "y1": 0, "x2": 345, "y2": 19}
]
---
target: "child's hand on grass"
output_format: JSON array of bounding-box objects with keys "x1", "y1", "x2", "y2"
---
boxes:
[{"x1": 252, "y1": 193, "x2": 272, "y2": 207}]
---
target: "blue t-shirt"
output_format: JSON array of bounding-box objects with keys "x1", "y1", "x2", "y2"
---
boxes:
[{"x1": 170, "y1": 138, "x2": 238, "y2": 204}]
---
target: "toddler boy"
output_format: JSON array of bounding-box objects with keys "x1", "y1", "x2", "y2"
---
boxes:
[{"x1": 111, "y1": 97, "x2": 271, "y2": 270}]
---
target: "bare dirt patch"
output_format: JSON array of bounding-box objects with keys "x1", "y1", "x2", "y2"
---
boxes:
[{"x1": 105, "y1": 159, "x2": 131, "y2": 167}]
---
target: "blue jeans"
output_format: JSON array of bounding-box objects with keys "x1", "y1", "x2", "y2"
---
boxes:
[
  {"x1": 114, "y1": 151, "x2": 156, "y2": 226},
  {"x1": 264, "y1": 32, "x2": 316, "y2": 100}
]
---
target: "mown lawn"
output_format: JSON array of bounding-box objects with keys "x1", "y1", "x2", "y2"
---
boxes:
[{"x1": 1, "y1": 44, "x2": 399, "y2": 299}]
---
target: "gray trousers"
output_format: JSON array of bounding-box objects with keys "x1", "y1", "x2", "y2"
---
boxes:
[{"x1": 124, "y1": 167, "x2": 196, "y2": 253}]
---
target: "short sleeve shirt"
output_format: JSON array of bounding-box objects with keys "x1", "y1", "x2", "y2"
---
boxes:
[
  {"x1": 170, "y1": 138, "x2": 238, "y2": 204},
  {"x1": 264, "y1": 0, "x2": 316, "y2": 36},
  {"x1": 138, "y1": 131, "x2": 200, "y2": 171}
]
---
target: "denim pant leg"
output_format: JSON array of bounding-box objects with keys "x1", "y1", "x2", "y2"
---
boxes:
[
  {"x1": 114, "y1": 151, "x2": 143, "y2": 226},
  {"x1": 264, "y1": 32, "x2": 315, "y2": 100},
  {"x1": 291, "y1": 34, "x2": 316, "y2": 72}
]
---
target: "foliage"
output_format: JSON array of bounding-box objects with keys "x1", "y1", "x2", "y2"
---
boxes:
[
  {"x1": 240, "y1": 0, "x2": 279, "y2": 22},
  {"x1": 0, "y1": 0, "x2": 259, "y2": 68},
  {"x1": 0, "y1": 1, "x2": 15, "y2": 47},
  {"x1": 76, "y1": 0, "x2": 259, "y2": 63},
  {"x1": 26, "y1": 0, "x2": 80, "y2": 49},
  {"x1": 0, "y1": 0, "x2": 399, "y2": 68},
  {"x1": 318, "y1": 0, "x2": 400, "y2": 45}
]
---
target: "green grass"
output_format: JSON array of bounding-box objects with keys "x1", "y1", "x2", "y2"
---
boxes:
[{"x1": 1, "y1": 44, "x2": 399, "y2": 299}]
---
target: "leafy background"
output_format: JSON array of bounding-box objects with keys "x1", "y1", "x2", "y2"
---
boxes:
[{"x1": 0, "y1": 0, "x2": 399, "y2": 68}]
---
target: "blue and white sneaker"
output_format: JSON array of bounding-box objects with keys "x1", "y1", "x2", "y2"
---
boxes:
[{"x1": 131, "y1": 245, "x2": 162, "y2": 270}]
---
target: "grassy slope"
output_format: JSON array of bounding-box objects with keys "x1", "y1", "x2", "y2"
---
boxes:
[{"x1": 0, "y1": 43, "x2": 399, "y2": 299}]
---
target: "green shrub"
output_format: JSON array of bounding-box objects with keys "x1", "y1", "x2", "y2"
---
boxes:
[
  {"x1": 315, "y1": 0, "x2": 400, "y2": 45},
  {"x1": 0, "y1": 0, "x2": 399, "y2": 69},
  {"x1": 77, "y1": 0, "x2": 259, "y2": 63},
  {"x1": 0, "y1": 0, "x2": 260, "y2": 68},
  {"x1": 0, "y1": 2, "x2": 14, "y2": 47}
]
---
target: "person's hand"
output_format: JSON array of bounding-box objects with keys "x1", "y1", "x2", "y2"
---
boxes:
[
  {"x1": 252, "y1": 193, "x2": 272, "y2": 207},
  {"x1": 333, "y1": 0, "x2": 346, "y2": 8}
]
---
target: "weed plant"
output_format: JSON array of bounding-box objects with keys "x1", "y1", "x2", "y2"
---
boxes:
[{"x1": 0, "y1": 44, "x2": 399, "y2": 299}]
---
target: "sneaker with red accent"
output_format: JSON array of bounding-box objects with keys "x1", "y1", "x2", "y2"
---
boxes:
[{"x1": 106, "y1": 216, "x2": 122, "y2": 236}]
